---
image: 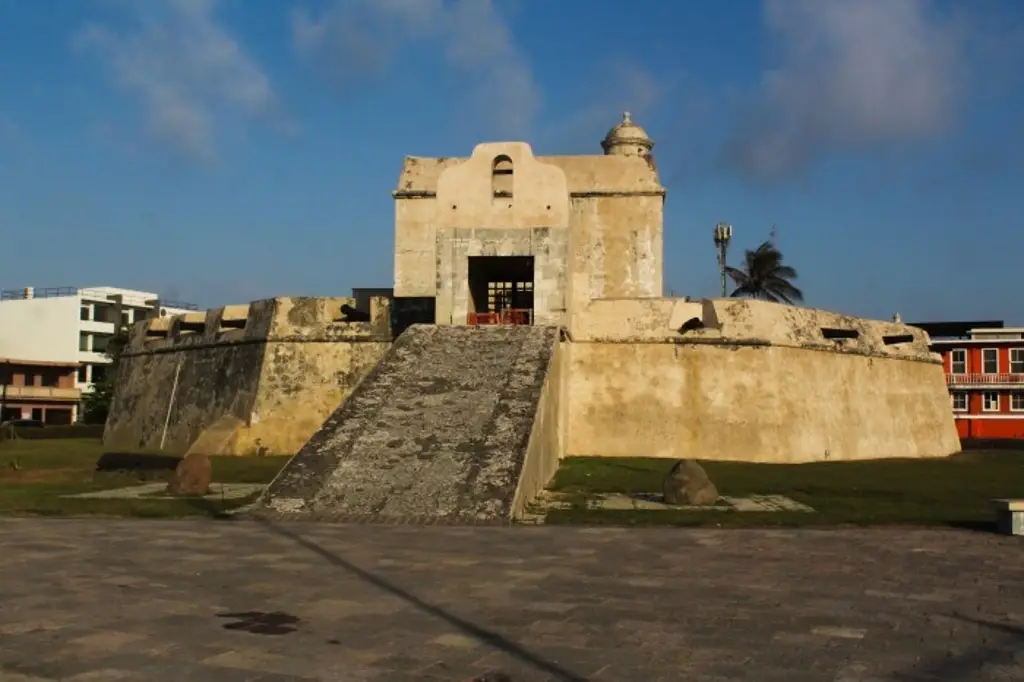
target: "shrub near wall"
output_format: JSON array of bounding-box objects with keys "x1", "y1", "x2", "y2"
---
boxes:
[
  {"x1": 0, "y1": 424, "x2": 105, "y2": 442},
  {"x1": 961, "y1": 438, "x2": 1024, "y2": 452}
]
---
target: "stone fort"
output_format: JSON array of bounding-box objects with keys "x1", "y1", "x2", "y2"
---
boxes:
[{"x1": 105, "y1": 113, "x2": 961, "y2": 522}]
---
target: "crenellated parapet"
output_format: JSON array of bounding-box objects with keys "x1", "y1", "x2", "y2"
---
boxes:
[
  {"x1": 569, "y1": 297, "x2": 940, "y2": 363},
  {"x1": 105, "y1": 296, "x2": 394, "y2": 457},
  {"x1": 124, "y1": 296, "x2": 392, "y2": 355}
]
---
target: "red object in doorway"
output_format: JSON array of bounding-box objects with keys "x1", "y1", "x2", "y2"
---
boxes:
[
  {"x1": 467, "y1": 312, "x2": 499, "y2": 325},
  {"x1": 467, "y1": 309, "x2": 532, "y2": 326}
]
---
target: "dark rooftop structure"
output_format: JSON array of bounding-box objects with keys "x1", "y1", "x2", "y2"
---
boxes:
[
  {"x1": 908, "y1": 320, "x2": 1004, "y2": 341},
  {"x1": 351, "y1": 287, "x2": 394, "y2": 315}
]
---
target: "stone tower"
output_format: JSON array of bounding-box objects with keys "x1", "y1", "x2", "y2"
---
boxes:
[{"x1": 392, "y1": 113, "x2": 665, "y2": 327}]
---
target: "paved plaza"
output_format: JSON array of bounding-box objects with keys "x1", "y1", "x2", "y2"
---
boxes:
[{"x1": 0, "y1": 519, "x2": 1021, "y2": 681}]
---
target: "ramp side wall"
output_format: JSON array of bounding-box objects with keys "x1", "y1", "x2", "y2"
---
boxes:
[{"x1": 511, "y1": 338, "x2": 565, "y2": 519}]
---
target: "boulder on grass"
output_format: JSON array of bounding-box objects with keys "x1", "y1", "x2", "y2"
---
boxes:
[
  {"x1": 166, "y1": 453, "x2": 212, "y2": 496},
  {"x1": 662, "y1": 459, "x2": 719, "y2": 506}
]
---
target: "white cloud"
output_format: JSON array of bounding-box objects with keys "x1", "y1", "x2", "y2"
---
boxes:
[
  {"x1": 74, "y1": 0, "x2": 284, "y2": 162},
  {"x1": 725, "y1": 0, "x2": 966, "y2": 181},
  {"x1": 538, "y1": 59, "x2": 667, "y2": 154},
  {"x1": 579, "y1": 59, "x2": 664, "y2": 125},
  {"x1": 292, "y1": 0, "x2": 540, "y2": 137},
  {"x1": 292, "y1": 0, "x2": 444, "y2": 79}
]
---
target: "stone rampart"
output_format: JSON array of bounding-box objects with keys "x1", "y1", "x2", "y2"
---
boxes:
[
  {"x1": 103, "y1": 296, "x2": 392, "y2": 456},
  {"x1": 564, "y1": 297, "x2": 961, "y2": 463}
]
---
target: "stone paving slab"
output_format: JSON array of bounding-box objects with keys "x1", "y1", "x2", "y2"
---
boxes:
[
  {"x1": 582, "y1": 492, "x2": 815, "y2": 512},
  {"x1": 521, "y1": 491, "x2": 814, "y2": 522},
  {"x1": 1, "y1": 518, "x2": 1022, "y2": 681},
  {"x1": 61, "y1": 483, "x2": 266, "y2": 501}
]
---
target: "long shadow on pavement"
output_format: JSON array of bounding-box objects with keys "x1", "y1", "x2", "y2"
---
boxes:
[
  {"x1": 252, "y1": 518, "x2": 589, "y2": 682},
  {"x1": 890, "y1": 613, "x2": 1023, "y2": 681}
]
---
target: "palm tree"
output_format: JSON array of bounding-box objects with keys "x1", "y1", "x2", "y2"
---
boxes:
[{"x1": 725, "y1": 240, "x2": 804, "y2": 304}]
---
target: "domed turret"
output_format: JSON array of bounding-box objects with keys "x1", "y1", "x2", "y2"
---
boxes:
[{"x1": 601, "y1": 111, "x2": 654, "y2": 157}]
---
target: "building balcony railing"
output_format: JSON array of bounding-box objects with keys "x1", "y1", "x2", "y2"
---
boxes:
[
  {"x1": 1, "y1": 385, "x2": 82, "y2": 401},
  {"x1": 1, "y1": 287, "x2": 198, "y2": 310},
  {"x1": 947, "y1": 373, "x2": 1024, "y2": 386},
  {"x1": 1, "y1": 286, "x2": 78, "y2": 300}
]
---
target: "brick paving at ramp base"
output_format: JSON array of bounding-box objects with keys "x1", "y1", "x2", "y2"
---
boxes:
[{"x1": 0, "y1": 520, "x2": 1021, "y2": 682}]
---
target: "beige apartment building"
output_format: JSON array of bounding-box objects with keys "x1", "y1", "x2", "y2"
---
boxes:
[{"x1": 0, "y1": 358, "x2": 81, "y2": 424}]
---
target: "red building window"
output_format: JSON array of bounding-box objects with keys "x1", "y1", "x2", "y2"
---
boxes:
[
  {"x1": 1011, "y1": 349, "x2": 1024, "y2": 374},
  {"x1": 981, "y1": 348, "x2": 1000, "y2": 374},
  {"x1": 950, "y1": 348, "x2": 966, "y2": 374}
]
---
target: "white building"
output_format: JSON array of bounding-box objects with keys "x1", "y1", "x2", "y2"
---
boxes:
[{"x1": 0, "y1": 286, "x2": 196, "y2": 400}]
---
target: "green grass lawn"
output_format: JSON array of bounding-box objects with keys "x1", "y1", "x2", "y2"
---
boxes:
[
  {"x1": 544, "y1": 450, "x2": 1024, "y2": 529},
  {"x1": 0, "y1": 438, "x2": 288, "y2": 518},
  {"x1": 3, "y1": 438, "x2": 1022, "y2": 528}
]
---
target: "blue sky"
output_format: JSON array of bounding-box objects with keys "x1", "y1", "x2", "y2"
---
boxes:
[{"x1": 1, "y1": 0, "x2": 1022, "y2": 323}]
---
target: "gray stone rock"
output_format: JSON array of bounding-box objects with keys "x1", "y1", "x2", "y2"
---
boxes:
[
  {"x1": 662, "y1": 459, "x2": 719, "y2": 506},
  {"x1": 166, "y1": 453, "x2": 212, "y2": 496}
]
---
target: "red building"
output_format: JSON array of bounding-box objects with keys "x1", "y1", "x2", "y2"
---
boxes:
[{"x1": 913, "y1": 321, "x2": 1024, "y2": 440}]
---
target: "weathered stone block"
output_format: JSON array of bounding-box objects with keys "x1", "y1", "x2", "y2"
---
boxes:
[
  {"x1": 166, "y1": 453, "x2": 211, "y2": 496},
  {"x1": 662, "y1": 459, "x2": 719, "y2": 506}
]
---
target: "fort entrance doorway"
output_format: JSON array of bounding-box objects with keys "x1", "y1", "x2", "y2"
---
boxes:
[{"x1": 467, "y1": 256, "x2": 534, "y2": 325}]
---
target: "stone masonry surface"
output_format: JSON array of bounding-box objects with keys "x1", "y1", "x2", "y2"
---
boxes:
[
  {"x1": 105, "y1": 296, "x2": 392, "y2": 457},
  {"x1": 255, "y1": 325, "x2": 557, "y2": 522},
  {"x1": 1, "y1": 519, "x2": 1022, "y2": 681}
]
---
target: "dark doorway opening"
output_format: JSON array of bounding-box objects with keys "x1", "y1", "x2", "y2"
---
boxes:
[
  {"x1": 391, "y1": 297, "x2": 436, "y2": 339},
  {"x1": 45, "y1": 408, "x2": 73, "y2": 426},
  {"x1": 467, "y1": 256, "x2": 534, "y2": 325}
]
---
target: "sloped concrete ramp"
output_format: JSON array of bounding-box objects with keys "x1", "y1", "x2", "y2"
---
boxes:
[{"x1": 250, "y1": 324, "x2": 559, "y2": 524}]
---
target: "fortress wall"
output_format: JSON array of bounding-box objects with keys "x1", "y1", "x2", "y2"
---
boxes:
[
  {"x1": 103, "y1": 296, "x2": 392, "y2": 456},
  {"x1": 563, "y1": 297, "x2": 961, "y2": 463},
  {"x1": 570, "y1": 297, "x2": 934, "y2": 355}
]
